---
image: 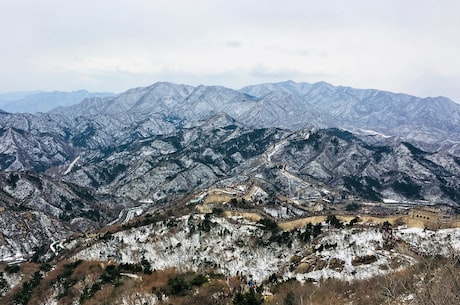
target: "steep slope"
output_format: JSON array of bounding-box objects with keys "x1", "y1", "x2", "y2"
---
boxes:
[
  {"x1": 51, "y1": 96, "x2": 113, "y2": 118},
  {"x1": 48, "y1": 80, "x2": 460, "y2": 153},
  {"x1": 1, "y1": 211, "x2": 458, "y2": 305},
  {"x1": 0, "y1": 111, "x2": 76, "y2": 172},
  {"x1": 0, "y1": 127, "x2": 74, "y2": 172},
  {"x1": 62, "y1": 114, "x2": 288, "y2": 202},
  {"x1": 61, "y1": 116, "x2": 460, "y2": 206},
  {"x1": 271, "y1": 129, "x2": 460, "y2": 204},
  {"x1": 241, "y1": 81, "x2": 460, "y2": 148},
  {"x1": 0, "y1": 171, "x2": 133, "y2": 261},
  {"x1": 101, "y1": 82, "x2": 194, "y2": 115}
]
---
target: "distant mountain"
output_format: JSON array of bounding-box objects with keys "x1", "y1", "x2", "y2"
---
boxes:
[
  {"x1": 0, "y1": 90, "x2": 115, "y2": 113},
  {"x1": 0, "y1": 90, "x2": 43, "y2": 104},
  {"x1": 241, "y1": 80, "x2": 460, "y2": 146},
  {"x1": 49, "y1": 81, "x2": 460, "y2": 154}
]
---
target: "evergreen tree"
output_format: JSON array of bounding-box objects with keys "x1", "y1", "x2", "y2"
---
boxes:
[
  {"x1": 312, "y1": 223, "x2": 322, "y2": 238},
  {"x1": 326, "y1": 214, "x2": 343, "y2": 229},
  {"x1": 284, "y1": 291, "x2": 296, "y2": 305},
  {"x1": 232, "y1": 288, "x2": 263, "y2": 305},
  {"x1": 233, "y1": 291, "x2": 246, "y2": 305}
]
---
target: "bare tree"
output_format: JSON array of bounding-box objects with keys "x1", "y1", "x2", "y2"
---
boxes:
[{"x1": 411, "y1": 251, "x2": 459, "y2": 305}]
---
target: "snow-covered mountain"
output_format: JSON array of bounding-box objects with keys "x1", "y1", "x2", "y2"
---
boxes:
[
  {"x1": 0, "y1": 170, "x2": 135, "y2": 259},
  {"x1": 59, "y1": 117, "x2": 460, "y2": 206},
  {"x1": 50, "y1": 80, "x2": 460, "y2": 153},
  {"x1": 2, "y1": 114, "x2": 460, "y2": 263},
  {"x1": 1, "y1": 81, "x2": 460, "y2": 208},
  {"x1": 1, "y1": 80, "x2": 460, "y2": 304}
]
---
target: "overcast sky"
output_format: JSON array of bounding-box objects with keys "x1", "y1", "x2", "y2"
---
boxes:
[{"x1": 1, "y1": 0, "x2": 460, "y2": 102}]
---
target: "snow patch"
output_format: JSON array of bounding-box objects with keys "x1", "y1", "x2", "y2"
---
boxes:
[{"x1": 63, "y1": 156, "x2": 80, "y2": 175}]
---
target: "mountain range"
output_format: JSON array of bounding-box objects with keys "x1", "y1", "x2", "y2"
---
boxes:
[
  {"x1": 0, "y1": 81, "x2": 460, "y2": 247},
  {"x1": 1, "y1": 80, "x2": 460, "y2": 304},
  {"x1": 1, "y1": 80, "x2": 460, "y2": 260},
  {"x1": 47, "y1": 81, "x2": 460, "y2": 153}
]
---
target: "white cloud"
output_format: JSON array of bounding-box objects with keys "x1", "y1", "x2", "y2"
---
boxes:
[{"x1": 0, "y1": 0, "x2": 459, "y2": 102}]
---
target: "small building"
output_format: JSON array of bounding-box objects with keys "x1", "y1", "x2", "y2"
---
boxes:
[
  {"x1": 408, "y1": 208, "x2": 440, "y2": 222},
  {"x1": 408, "y1": 207, "x2": 442, "y2": 229}
]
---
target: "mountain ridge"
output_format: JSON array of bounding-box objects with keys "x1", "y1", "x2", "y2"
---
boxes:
[
  {"x1": 1, "y1": 80, "x2": 460, "y2": 304},
  {"x1": 52, "y1": 81, "x2": 460, "y2": 143},
  {"x1": 2, "y1": 81, "x2": 460, "y2": 258}
]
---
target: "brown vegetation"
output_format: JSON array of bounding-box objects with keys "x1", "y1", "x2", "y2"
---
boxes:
[{"x1": 1, "y1": 249, "x2": 458, "y2": 305}]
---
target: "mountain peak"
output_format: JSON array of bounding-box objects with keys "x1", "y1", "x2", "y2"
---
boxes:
[{"x1": 34, "y1": 80, "x2": 460, "y2": 152}]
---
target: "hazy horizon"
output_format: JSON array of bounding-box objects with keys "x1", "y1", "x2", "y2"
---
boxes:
[{"x1": 1, "y1": 0, "x2": 459, "y2": 102}]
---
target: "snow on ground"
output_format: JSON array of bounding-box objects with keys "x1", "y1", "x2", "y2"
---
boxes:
[
  {"x1": 73, "y1": 216, "x2": 460, "y2": 284},
  {"x1": 63, "y1": 156, "x2": 80, "y2": 175},
  {"x1": 265, "y1": 140, "x2": 288, "y2": 163},
  {"x1": 3, "y1": 179, "x2": 35, "y2": 200},
  {"x1": 359, "y1": 129, "x2": 392, "y2": 138},
  {"x1": 395, "y1": 227, "x2": 460, "y2": 256},
  {"x1": 42, "y1": 293, "x2": 59, "y2": 305},
  {"x1": 295, "y1": 228, "x2": 415, "y2": 282},
  {"x1": 3, "y1": 271, "x2": 23, "y2": 292},
  {"x1": 74, "y1": 215, "x2": 299, "y2": 282},
  {"x1": 120, "y1": 292, "x2": 159, "y2": 305}
]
